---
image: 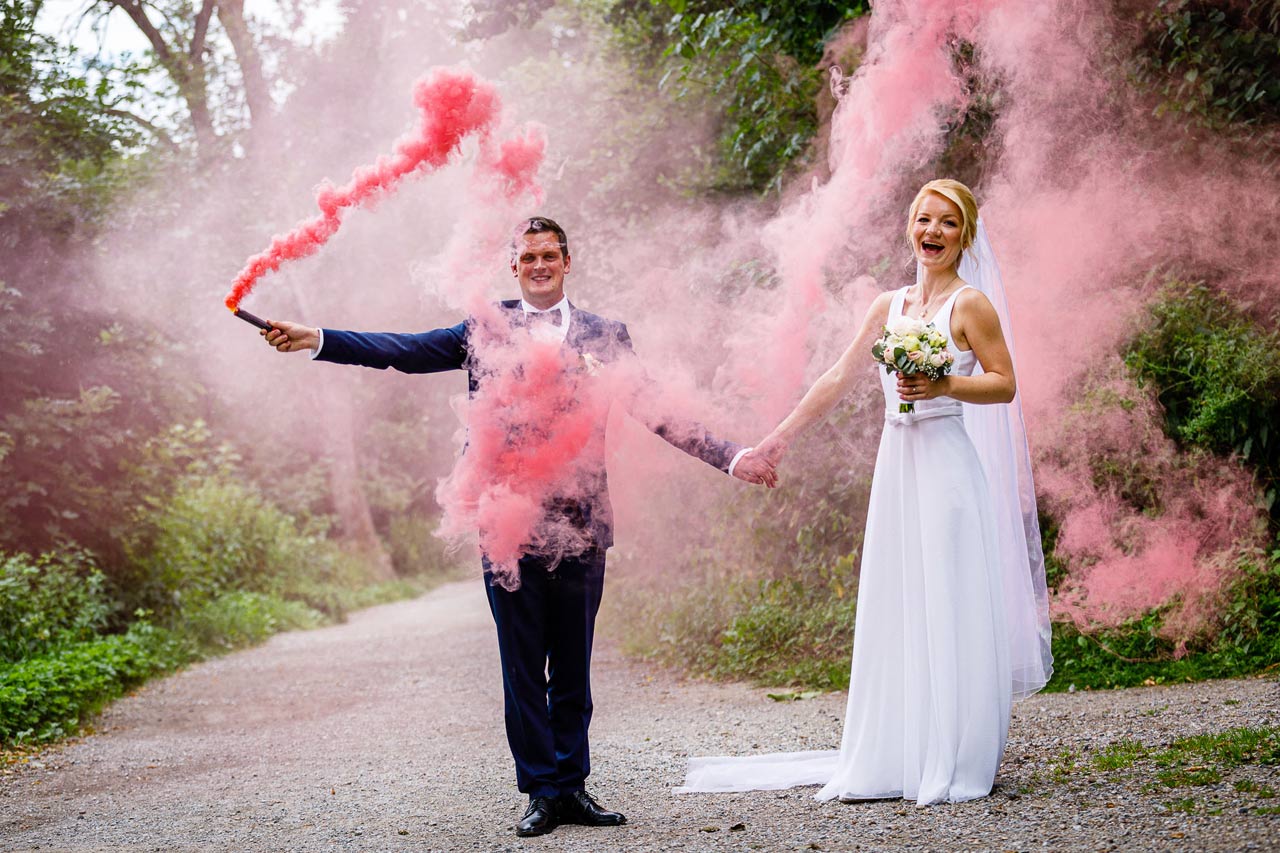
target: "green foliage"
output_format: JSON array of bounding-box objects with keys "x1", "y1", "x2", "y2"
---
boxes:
[
  {"x1": 606, "y1": 1, "x2": 868, "y2": 193},
  {"x1": 1047, "y1": 547, "x2": 1280, "y2": 690},
  {"x1": 607, "y1": 399, "x2": 880, "y2": 690},
  {"x1": 610, "y1": 551, "x2": 859, "y2": 689},
  {"x1": 1125, "y1": 280, "x2": 1280, "y2": 519},
  {"x1": 0, "y1": 550, "x2": 111, "y2": 664},
  {"x1": 128, "y1": 475, "x2": 381, "y2": 620},
  {"x1": 0, "y1": 287, "x2": 204, "y2": 571},
  {"x1": 1136, "y1": 0, "x2": 1280, "y2": 130},
  {"x1": 0, "y1": 0, "x2": 144, "y2": 241},
  {"x1": 715, "y1": 562, "x2": 860, "y2": 688},
  {"x1": 0, "y1": 621, "x2": 190, "y2": 743},
  {"x1": 660, "y1": 8, "x2": 822, "y2": 193},
  {"x1": 182, "y1": 591, "x2": 323, "y2": 653}
]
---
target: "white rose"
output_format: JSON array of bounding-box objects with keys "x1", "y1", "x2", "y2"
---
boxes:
[{"x1": 888, "y1": 318, "x2": 915, "y2": 337}]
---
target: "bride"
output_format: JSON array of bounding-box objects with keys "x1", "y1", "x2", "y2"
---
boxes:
[{"x1": 679, "y1": 179, "x2": 1053, "y2": 804}]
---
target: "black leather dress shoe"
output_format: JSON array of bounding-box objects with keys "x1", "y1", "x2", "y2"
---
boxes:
[
  {"x1": 516, "y1": 797, "x2": 558, "y2": 837},
  {"x1": 556, "y1": 790, "x2": 627, "y2": 826}
]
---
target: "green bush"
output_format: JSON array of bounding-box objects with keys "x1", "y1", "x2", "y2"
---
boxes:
[
  {"x1": 605, "y1": 1, "x2": 868, "y2": 193},
  {"x1": 181, "y1": 590, "x2": 323, "y2": 653},
  {"x1": 0, "y1": 549, "x2": 111, "y2": 663},
  {"x1": 1136, "y1": 0, "x2": 1280, "y2": 130},
  {"x1": 1047, "y1": 547, "x2": 1280, "y2": 690},
  {"x1": 608, "y1": 542, "x2": 861, "y2": 690},
  {"x1": 1125, "y1": 280, "x2": 1280, "y2": 520},
  {"x1": 0, "y1": 621, "x2": 189, "y2": 743},
  {"x1": 128, "y1": 475, "x2": 386, "y2": 620},
  {"x1": 716, "y1": 564, "x2": 859, "y2": 688}
]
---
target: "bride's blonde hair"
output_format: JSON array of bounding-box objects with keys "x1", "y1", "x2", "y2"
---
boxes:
[{"x1": 907, "y1": 179, "x2": 979, "y2": 253}]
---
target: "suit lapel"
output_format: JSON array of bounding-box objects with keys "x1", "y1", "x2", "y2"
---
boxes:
[{"x1": 564, "y1": 301, "x2": 589, "y2": 353}]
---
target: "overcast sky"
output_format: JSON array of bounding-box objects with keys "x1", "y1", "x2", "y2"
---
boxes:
[{"x1": 36, "y1": 0, "x2": 346, "y2": 59}]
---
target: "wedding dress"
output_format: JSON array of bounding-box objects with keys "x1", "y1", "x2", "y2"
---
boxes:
[{"x1": 677, "y1": 223, "x2": 1052, "y2": 805}]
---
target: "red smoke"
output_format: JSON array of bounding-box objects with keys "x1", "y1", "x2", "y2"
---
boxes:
[
  {"x1": 224, "y1": 66, "x2": 512, "y2": 311},
  {"x1": 435, "y1": 333, "x2": 619, "y2": 588}
]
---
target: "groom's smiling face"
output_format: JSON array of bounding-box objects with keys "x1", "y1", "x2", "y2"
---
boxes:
[{"x1": 513, "y1": 232, "x2": 570, "y2": 310}]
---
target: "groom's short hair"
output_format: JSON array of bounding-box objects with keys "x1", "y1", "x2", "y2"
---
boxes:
[{"x1": 517, "y1": 216, "x2": 569, "y2": 259}]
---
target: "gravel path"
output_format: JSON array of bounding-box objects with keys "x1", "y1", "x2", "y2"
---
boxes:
[{"x1": 2, "y1": 581, "x2": 1277, "y2": 852}]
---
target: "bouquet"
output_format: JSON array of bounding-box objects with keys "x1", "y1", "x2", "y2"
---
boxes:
[{"x1": 871, "y1": 317, "x2": 955, "y2": 413}]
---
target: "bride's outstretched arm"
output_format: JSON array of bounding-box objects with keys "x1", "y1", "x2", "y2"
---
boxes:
[{"x1": 756, "y1": 292, "x2": 893, "y2": 465}]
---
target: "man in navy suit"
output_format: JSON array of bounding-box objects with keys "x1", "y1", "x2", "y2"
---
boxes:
[{"x1": 262, "y1": 217, "x2": 776, "y2": 837}]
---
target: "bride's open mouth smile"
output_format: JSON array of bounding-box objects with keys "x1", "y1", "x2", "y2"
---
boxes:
[{"x1": 919, "y1": 240, "x2": 945, "y2": 258}]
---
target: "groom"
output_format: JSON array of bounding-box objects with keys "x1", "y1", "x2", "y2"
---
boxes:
[{"x1": 260, "y1": 216, "x2": 775, "y2": 837}]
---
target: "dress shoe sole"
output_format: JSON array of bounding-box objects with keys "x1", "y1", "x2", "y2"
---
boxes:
[
  {"x1": 515, "y1": 822, "x2": 557, "y2": 838},
  {"x1": 558, "y1": 812, "x2": 627, "y2": 827}
]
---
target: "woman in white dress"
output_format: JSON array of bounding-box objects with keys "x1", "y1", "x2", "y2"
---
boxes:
[{"x1": 679, "y1": 179, "x2": 1053, "y2": 805}]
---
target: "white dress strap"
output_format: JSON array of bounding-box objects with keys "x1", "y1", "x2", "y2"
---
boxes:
[{"x1": 889, "y1": 286, "x2": 909, "y2": 320}]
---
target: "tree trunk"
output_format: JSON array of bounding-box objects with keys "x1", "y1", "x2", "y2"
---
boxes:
[
  {"x1": 217, "y1": 0, "x2": 273, "y2": 145},
  {"x1": 322, "y1": 382, "x2": 397, "y2": 582},
  {"x1": 101, "y1": 0, "x2": 218, "y2": 156}
]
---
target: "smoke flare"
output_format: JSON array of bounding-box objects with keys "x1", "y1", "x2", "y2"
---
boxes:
[{"x1": 224, "y1": 66, "x2": 507, "y2": 311}]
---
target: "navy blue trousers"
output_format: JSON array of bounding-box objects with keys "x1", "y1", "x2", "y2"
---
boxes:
[{"x1": 483, "y1": 549, "x2": 607, "y2": 799}]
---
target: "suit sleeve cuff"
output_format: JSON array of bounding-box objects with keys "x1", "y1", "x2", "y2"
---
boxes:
[
  {"x1": 310, "y1": 328, "x2": 325, "y2": 359},
  {"x1": 727, "y1": 447, "x2": 752, "y2": 478}
]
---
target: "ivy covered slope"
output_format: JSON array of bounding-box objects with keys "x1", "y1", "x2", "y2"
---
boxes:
[{"x1": 602, "y1": 0, "x2": 1280, "y2": 692}]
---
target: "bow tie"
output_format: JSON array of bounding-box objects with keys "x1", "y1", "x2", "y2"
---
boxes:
[{"x1": 527, "y1": 310, "x2": 563, "y2": 328}]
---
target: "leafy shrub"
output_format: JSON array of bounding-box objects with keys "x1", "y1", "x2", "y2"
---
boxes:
[
  {"x1": 128, "y1": 475, "x2": 384, "y2": 620},
  {"x1": 605, "y1": 1, "x2": 868, "y2": 193},
  {"x1": 1136, "y1": 0, "x2": 1280, "y2": 130},
  {"x1": 608, "y1": 548, "x2": 860, "y2": 689},
  {"x1": 606, "y1": 395, "x2": 879, "y2": 689},
  {"x1": 182, "y1": 590, "x2": 323, "y2": 653},
  {"x1": 716, "y1": 563, "x2": 860, "y2": 688},
  {"x1": 0, "y1": 621, "x2": 189, "y2": 743},
  {"x1": 1125, "y1": 280, "x2": 1280, "y2": 520},
  {"x1": 1047, "y1": 546, "x2": 1280, "y2": 690},
  {"x1": 0, "y1": 549, "x2": 111, "y2": 663},
  {"x1": 128, "y1": 477, "x2": 299, "y2": 612}
]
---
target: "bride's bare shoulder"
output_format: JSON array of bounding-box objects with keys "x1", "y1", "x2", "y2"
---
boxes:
[
  {"x1": 955, "y1": 285, "x2": 997, "y2": 317},
  {"x1": 866, "y1": 289, "x2": 895, "y2": 321}
]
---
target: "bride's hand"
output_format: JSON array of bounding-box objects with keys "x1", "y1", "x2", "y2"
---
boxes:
[
  {"x1": 733, "y1": 450, "x2": 778, "y2": 488},
  {"x1": 755, "y1": 434, "x2": 788, "y2": 468},
  {"x1": 896, "y1": 372, "x2": 951, "y2": 403}
]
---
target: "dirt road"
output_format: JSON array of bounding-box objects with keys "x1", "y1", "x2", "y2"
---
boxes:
[{"x1": 2, "y1": 581, "x2": 1276, "y2": 851}]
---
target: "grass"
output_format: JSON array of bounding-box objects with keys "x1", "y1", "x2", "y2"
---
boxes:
[
  {"x1": 1093, "y1": 739, "x2": 1147, "y2": 771},
  {"x1": 1057, "y1": 726, "x2": 1280, "y2": 815}
]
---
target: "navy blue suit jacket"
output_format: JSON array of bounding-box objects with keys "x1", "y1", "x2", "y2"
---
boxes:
[{"x1": 315, "y1": 300, "x2": 741, "y2": 550}]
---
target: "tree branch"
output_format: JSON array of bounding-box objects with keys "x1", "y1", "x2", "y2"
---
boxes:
[
  {"x1": 190, "y1": 0, "x2": 215, "y2": 61},
  {"x1": 217, "y1": 0, "x2": 272, "y2": 133},
  {"x1": 101, "y1": 107, "x2": 180, "y2": 151},
  {"x1": 97, "y1": 0, "x2": 173, "y2": 66},
  {"x1": 33, "y1": 94, "x2": 180, "y2": 152}
]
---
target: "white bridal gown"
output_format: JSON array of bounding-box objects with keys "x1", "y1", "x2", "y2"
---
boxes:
[{"x1": 679, "y1": 285, "x2": 1015, "y2": 805}]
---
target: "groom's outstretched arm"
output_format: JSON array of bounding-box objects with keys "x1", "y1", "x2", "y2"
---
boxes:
[
  {"x1": 263, "y1": 319, "x2": 469, "y2": 374},
  {"x1": 608, "y1": 323, "x2": 775, "y2": 486}
]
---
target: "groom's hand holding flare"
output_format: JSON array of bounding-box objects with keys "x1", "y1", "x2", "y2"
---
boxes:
[{"x1": 261, "y1": 320, "x2": 320, "y2": 353}]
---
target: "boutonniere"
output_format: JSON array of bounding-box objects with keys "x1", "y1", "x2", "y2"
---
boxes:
[{"x1": 578, "y1": 353, "x2": 603, "y2": 376}]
